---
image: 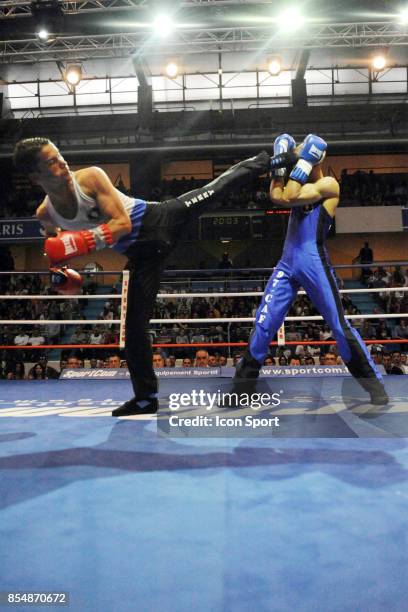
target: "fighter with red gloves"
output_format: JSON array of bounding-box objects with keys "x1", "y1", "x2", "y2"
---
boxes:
[{"x1": 13, "y1": 137, "x2": 296, "y2": 416}]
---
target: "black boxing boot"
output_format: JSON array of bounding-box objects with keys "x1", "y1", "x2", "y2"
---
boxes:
[
  {"x1": 112, "y1": 395, "x2": 158, "y2": 416},
  {"x1": 219, "y1": 351, "x2": 261, "y2": 409}
]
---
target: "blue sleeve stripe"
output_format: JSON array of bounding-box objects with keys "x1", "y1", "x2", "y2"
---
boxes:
[{"x1": 113, "y1": 199, "x2": 147, "y2": 254}]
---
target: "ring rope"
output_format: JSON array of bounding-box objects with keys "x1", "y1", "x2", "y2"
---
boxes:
[
  {"x1": 1, "y1": 313, "x2": 407, "y2": 325},
  {"x1": 1, "y1": 339, "x2": 407, "y2": 351},
  {"x1": 1, "y1": 286, "x2": 408, "y2": 300},
  {"x1": 0, "y1": 261, "x2": 407, "y2": 276}
]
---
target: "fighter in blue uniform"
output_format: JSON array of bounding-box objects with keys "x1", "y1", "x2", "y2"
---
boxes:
[{"x1": 233, "y1": 133, "x2": 388, "y2": 406}]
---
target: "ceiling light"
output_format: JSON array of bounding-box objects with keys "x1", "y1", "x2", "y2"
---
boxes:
[
  {"x1": 399, "y1": 8, "x2": 408, "y2": 24},
  {"x1": 31, "y1": 0, "x2": 63, "y2": 40},
  {"x1": 165, "y1": 62, "x2": 179, "y2": 78},
  {"x1": 268, "y1": 58, "x2": 282, "y2": 75},
  {"x1": 372, "y1": 54, "x2": 386, "y2": 71},
  {"x1": 279, "y1": 7, "x2": 304, "y2": 32},
  {"x1": 153, "y1": 14, "x2": 174, "y2": 36},
  {"x1": 37, "y1": 29, "x2": 49, "y2": 41},
  {"x1": 64, "y1": 65, "x2": 83, "y2": 86}
]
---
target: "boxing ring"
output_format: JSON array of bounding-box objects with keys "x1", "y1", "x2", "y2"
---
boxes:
[{"x1": 1, "y1": 268, "x2": 408, "y2": 610}]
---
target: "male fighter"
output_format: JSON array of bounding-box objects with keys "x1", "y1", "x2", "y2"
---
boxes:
[
  {"x1": 13, "y1": 137, "x2": 294, "y2": 416},
  {"x1": 232, "y1": 133, "x2": 388, "y2": 407}
]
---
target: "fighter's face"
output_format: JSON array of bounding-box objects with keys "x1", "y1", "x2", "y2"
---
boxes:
[{"x1": 33, "y1": 143, "x2": 71, "y2": 183}]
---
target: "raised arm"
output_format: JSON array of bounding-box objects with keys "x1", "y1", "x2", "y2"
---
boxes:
[
  {"x1": 270, "y1": 175, "x2": 340, "y2": 216},
  {"x1": 86, "y1": 167, "x2": 132, "y2": 240},
  {"x1": 44, "y1": 167, "x2": 132, "y2": 265}
]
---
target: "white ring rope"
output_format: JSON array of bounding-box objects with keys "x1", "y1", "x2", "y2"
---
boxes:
[
  {"x1": 1, "y1": 286, "x2": 408, "y2": 300},
  {"x1": 1, "y1": 313, "x2": 407, "y2": 325}
]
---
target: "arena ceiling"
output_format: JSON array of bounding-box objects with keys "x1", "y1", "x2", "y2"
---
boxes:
[
  {"x1": 0, "y1": 1, "x2": 407, "y2": 156},
  {"x1": 1, "y1": 0, "x2": 407, "y2": 66}
]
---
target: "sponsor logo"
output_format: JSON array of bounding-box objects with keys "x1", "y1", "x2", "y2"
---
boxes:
[
  {"x1": 309, "y1": 144, "x2": 324, "y2": 159},
  {"x1": 183, "y1": 189, "x2": 215, "y2": 208},
  {"x1": 62, "y1": 234, "x2": 77, "y2": 256}
]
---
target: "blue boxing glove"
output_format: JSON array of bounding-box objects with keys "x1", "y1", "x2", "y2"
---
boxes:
[
  {"x1": 273, "y1": 133, "x2": 296, "y2": 177},
  {"x1": 289, "y1": 134, "x2": 327, "y2": 184}
]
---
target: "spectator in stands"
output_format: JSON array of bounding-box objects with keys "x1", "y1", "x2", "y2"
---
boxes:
[
  {"x1": 182, "y1": 357, "x2": 192, "y2": 367},
  {"x1": 358, "y1": 241, "x2": 374, "y2": 281},
  {"x1": 14, "y1": 328, "x2": 30, "y2": 347},
  {"x1": 377, "y1": 320, "x2": 392, "y2": 341},
  {"x1": 71, "y1": 326, "x2": 89, "y2": 345},
  {"x1": 286, "y1": 324, "x2": 301, "y2": 342},
  {"x1": 232, "y1": 353, "x2": 243, "y2": 367},
  {"x1": 370, "y1": 347, "x2": 384, "y2": 367},
  {"x1": 44, "y1": 322, "x2": 61, "y2": 344},
  {"x1": 383, "y1": 352, "x2": 405, "y2": 375},
  {"x1": 59, "y1": 358, "x2": 67, "y2": 372},
  {"x1": 219, "y1": 356, "x2": 228, "y2": 366},
  {"x1": 108, "y1": 354, "x2": 121, "y2": 368},
  {"x1": 278, "y1": 356, "x2": 288, "y2": 366},
  {"x1": 305, "y1": 356, "x2": 315, "y2": 365},
  {"x1": 195, "y1": 350, "x2": 209, "y2": 367},
  {"x1": 152, "y1": 352, "x2": 165, "y2": 368},
  {"x1": 5, "y1": 361, "x2": 26, "y2": 380},
  {"x1": 263, "y1": 356, "x2": 275, "y2": 365},
  {"x1": 67, "y1": 355, "x2": 80, "y2": 368},
  {"x1": 218, "y1": 252, "x2": 233, "y2": 269},
  {"x1": 360, "y1": 320, "x2": 376, "y2": 339},
  {"x1": 28, "y1": 363, "x2": 47, "y2": 380},
  {"x1": 323, "y1": 352, "x2": 337, "y2": 365},
  {"x1": 89, "y1": 358, "x2": 98, "y2": 369},
  {"x1": 176, "y1": 328, "x2": 190, "y2": 344},
  {"x1": 393, "y1": 319, "x2": 408, "y2": 340},
  {"x1": 191, "y1": 328, "x2": 208, "y2": 345},
  {"x1": 28, "y1": 326, "x2": 46, "y2": 346},
  {"x1": 289, "y1": 357, "x2": 301, "y2": 366},
  {"x1": 165, "y1": 355, "x2": 176, "y2": 367},
  {"x1": 391, "y1": 351, "x2": 405, "y2": 374},
  {"x1": 208, "y1": 354, "x2": 218, "y2": 367},
  {"x1": 35, "y1": 355, "x2": 59, "y2": 379},
  {"x1": 90, "y1": 327, "x2": 104, "y2": 345}
]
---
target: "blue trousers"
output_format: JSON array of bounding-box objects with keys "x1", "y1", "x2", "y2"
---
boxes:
[{"x1": 249, "y1": 258, "x2": 383, "y2": 383}]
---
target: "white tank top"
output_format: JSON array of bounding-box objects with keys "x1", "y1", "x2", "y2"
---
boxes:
[
  {"x1": 43, "y1": 172, "x2": 148, "y2": 254},
  {"x1": 44, "y1": 173, "x2": 135, "y2": 231}
]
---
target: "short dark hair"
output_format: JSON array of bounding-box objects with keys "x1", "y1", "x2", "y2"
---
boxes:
[{"x1": 12, "y1": 137, "x2": 51, "y2": 173}]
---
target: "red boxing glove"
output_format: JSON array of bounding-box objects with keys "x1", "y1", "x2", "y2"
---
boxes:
[
  {"x1": 45, "y1": 224, "x2": 113, "y2": 264},
  {"x1": 50, "y1": 267, "x2": 83, "y2": 295}
]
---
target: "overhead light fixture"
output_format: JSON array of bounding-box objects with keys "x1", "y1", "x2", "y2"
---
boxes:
[
  {"x1": 268, "y1": 57, "x2": 282, "y2": 75},
  {"x1": 37, "y1": 28, "x2": 49, "y2": 41},
  {"x1": 398, "y1": 7, "x2": 408, "y2": 24},
  {"x1": 31, "y1": 0, "x2": 63, "y2": 41},
  {"x1": 64, "y1": 65, "x2": 83, "y2": 87},
  {"x1": 165, "y1": 62, "x2": 178, "y2": 78},
  {"x1": 372, "y1": 54, "x2": 386, "y2": 71},
  {"x1": 278, "y1": 7, "x2": 304, "y2": 32},
  {"x1": 153, "y1": 14, "x2": 174, "y2": 37}
]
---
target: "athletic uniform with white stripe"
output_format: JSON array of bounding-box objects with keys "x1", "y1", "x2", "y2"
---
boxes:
[
  {"x1": 44, "y1": 152, "x2": 272, "y2": 400},
  {"x1": 239, "y1": 201, "x2": 385, "y2": 395}
]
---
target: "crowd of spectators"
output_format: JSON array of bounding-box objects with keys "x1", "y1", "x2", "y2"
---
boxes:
[
  {"x1": 340, "y1": 170, "x2": 408, "y2": 207},
  {"x1": 0, "y1": 256, "x2": 407, "y2": 376},
  {"x1": 363, "y1": 265, "x2": 408, "y2": 316},
  {"x1": 1, "y1": 169, "x2": 407, "y2": 220}
]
